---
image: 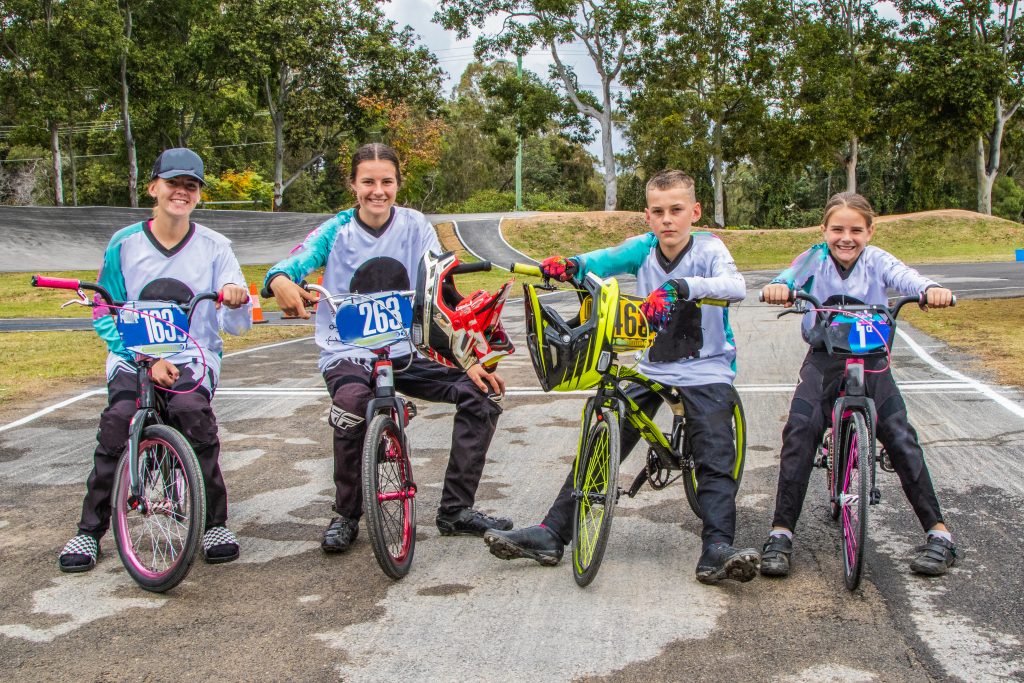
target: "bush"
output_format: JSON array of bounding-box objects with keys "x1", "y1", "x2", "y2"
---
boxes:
[
  {"x1": 992, "y1": 175, "x2": 1024, "y2": 222},
  {"x1": 202, "y1": 169, "x2": 273, "y2": 210}
]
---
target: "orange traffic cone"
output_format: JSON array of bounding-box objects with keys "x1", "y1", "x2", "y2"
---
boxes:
[{"x1": 250, "y1": 282, "x2": 267, "y2": 324}]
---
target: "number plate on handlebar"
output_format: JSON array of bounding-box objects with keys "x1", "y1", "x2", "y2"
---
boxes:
[
  {"x1": 580, "y1": 294, "x2": 654, "y2": 351},
  {"x1": 116, "y1": 302, "x2": 190, "y2": 357},
  {"x1": 831, "y1": 313, "x2": 891, "y2": 354},
  {"x1": 335, "y1": 292, "x2": 413, "y2": 347}
]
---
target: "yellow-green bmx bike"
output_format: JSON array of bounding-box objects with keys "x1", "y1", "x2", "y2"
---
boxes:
[{"x1": 511, "y1": 263, "x2": 747, "y2": 587}]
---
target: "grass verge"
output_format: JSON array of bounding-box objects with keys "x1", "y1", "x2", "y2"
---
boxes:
[
  {"x1": 902, "y1": 299, "x2": 1024, "y2": 387},
  {"x1": 502, "y1": 210, "x2": 1024, "y2": 271},
  {"x1": 0, "y1": 325, "x2": 311, "y2": 413}
]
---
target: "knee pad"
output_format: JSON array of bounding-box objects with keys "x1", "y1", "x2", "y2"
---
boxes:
[
  {"x1": 168, "y1": 394, "x2": 218, "y2": 446},
  {"x1": 329, "y1": 382, "x2": 373, "y2": 437},
  {"x1": 96, "y1": 400, "x2": 134, "y2": 454}
]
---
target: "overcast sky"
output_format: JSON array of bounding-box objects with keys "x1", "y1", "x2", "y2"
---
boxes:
[{"x1": 382, "y1": 0, "x2": 620, "y2": 160}]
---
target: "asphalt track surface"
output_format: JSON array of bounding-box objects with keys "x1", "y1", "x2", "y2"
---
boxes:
[
  {"x1": 2, "y1": 284, "x2": 1024, "y2": 681},
  {"x1": 1, "y1": 210, "x2": 1023, "y2": 680}
]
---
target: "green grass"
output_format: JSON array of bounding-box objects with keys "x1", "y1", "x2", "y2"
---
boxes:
[
  {"x1": 502, "y1": 211, "x2": 1024, "y2": 271},
  {"x1": 0, "y1": 325, "x2": 311, "y2": 410}
]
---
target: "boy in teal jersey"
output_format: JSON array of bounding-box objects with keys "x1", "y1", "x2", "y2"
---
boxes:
[{"x1": 486, "y1": 170, "x2": 760, "y2": 584}]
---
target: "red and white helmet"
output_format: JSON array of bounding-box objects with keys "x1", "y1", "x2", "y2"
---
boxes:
[{"x1": 412, "y1": 251, "x2": 514, "y2": 370}]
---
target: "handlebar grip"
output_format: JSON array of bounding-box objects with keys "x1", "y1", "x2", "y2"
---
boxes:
[
  {"x1": 32, "y1": 275, "x2": 81, "y2": 290},
  {"x1": 699, "y1": 298, "x2": 729, "y2": 307},
  {"x1": 510, "y1": 262, "x2": 543, "y2": 277},
  {"x1": 451, "y1": 261, "x2": 492, "y2": 275}
]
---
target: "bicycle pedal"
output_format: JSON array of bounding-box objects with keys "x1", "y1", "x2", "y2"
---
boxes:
[
  {"x1": 404, "y1": 402, "x2": 417, "y2": 422},
  {"x1": 878, "y1": 448, "x2": 894, "y2": 473},
  {"x1": 870, "y1": 488, "x2": 881, "y2": 505}
]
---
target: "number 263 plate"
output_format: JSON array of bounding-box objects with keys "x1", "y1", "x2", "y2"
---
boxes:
[{"x1": 335, "y1": 292, "x2": 412, "y2": 347}]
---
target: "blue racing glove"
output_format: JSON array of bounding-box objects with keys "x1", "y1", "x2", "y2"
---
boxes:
[{"x1": 539, "y1": 255, "x2": 579, "y2": 282}]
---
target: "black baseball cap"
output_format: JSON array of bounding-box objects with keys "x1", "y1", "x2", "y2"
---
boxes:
[{"x1": 151, "y1": 147, "x2": 206, "y2": 185}]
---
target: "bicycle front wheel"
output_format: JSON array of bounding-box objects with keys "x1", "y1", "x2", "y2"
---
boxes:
[
  {"x1": 572, "y1": 408, "x2": 620, "y2": 587},
  {"x1": 362, "y1": 414, "x2": 416, "y2": 579},
  {"x1": 111, "y1": 424, "x2": 205, "y2": 593},
  {"x1": 678, "y1": 400, "x2": 748, "y2": 520},
  {"x1": 839, "y1": 411, "x2": 872, "y2": 590}
]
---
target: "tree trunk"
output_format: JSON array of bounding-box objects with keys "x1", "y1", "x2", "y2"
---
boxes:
[
  {"x1": 712, "y1": 116, "x2": 725, "y2": 227},
  {"x1": 977, "y1": 135, "x2": 995, "y2": 215},
  {"x1": 120, "y1": 4, "x2": 138, "y2": 208},
  {"x1": 266, "y1": 72, "x2": 287, "y2": 212},
  {"x1": 67, "y1": 129, "x2": 78, "y2": 206},
  {"x1": 845, "y1": 135, "x2": 858, "y2": 193},
  {"x1": 49, "y1": 121, "x2": 64, "y2": 206},
  {"x1": 600, "y1": 107, "x2": 617, "y2": 211}
]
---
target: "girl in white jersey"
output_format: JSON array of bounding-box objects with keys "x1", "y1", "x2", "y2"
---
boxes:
[
  {"x1": 760, "y1": 192, "x2": 957, "y2": 578},
  {"x1": 59, "y1": 148, "x2": 251, "y2": 573},
  {"x1": 264, "y1": 143, "x2": 512, "y2": 553}
]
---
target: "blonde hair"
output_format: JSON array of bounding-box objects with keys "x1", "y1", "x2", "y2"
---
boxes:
[
  {"x1": 822, "y1": 192, "x2": 874, "y2": 227},
  {"x1": 646, "y1": 170, "x2": 696, "y2": 198}
]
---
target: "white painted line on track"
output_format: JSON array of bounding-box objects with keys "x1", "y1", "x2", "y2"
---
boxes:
[
  {"x1": 496, "y1": 215, "x2": 535, "y2": 268},
  {"x1": 451, "y1": 220, "x2": 486, "y2": 263},
  {"x1": 897, "y1": 328, "x2": 1024, "y2": 420},
  {"x1": 0, "y1": 388, "x2": 106, "y2": 433},
  {"x1": 0, "y1": 336, "x2": 314, "y2": 433}
]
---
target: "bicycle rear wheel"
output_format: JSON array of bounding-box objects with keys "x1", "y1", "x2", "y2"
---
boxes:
[
  {"x1": 362, "y1": 414, "x2": 416, "y2": 579},
  {"x1": 572, "y1": 407, "x2": 620, "y2": 587},
  {"x1": 839, "y1": 411, "x2": 871, "y2": 590},
  {"x1": 112, "y1": 424, "x2": 205, "y2": 593},
  {"x1": 677, "y1": 400, "x2": 747, "y2": 520}
]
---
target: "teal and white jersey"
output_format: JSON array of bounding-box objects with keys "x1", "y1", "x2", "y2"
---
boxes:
[
  {"x1": 95, "y1": 221, "x2": 251, "y2": 381},
  {"x1": 771, "y1": 243, "x2": 938, "y2": 341},
  {"x1": 574, "y1": 231, "x2": 746, "y2": 387},
  {"x1": 265, "y1": 206, "x2": 441, "y2": 372}
]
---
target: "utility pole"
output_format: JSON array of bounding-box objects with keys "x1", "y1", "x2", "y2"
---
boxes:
[{"x1": 515, "y1": 53, "x2": 523, "y2": 212}]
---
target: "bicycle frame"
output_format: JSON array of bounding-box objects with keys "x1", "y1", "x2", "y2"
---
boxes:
[{"x1": 31, "y1": 276, "x2": 218, "y2": 504}]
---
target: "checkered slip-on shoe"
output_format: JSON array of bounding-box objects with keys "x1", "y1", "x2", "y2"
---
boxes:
[
  {"x1": 59, "y1": 534, "x2": 99, "y2": 573},
  {"x1": 203, "y1": 526, "x2": 240, "y2": 564}
]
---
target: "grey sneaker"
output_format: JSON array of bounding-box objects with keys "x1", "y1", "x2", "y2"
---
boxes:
[{"x1": 910, "y1": 535, "x2": 957, "y2": 576}]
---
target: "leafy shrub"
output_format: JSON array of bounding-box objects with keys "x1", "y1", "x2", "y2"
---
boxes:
[
  {"x1": 442, "y1": 188, "x2": 586, "y2": 213},
  {"x1": 202, "y1": 169, "x2": 273, "y2": 210}
]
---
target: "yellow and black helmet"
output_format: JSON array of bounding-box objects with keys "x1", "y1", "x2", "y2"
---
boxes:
[{"x1": 522, "y1": 273, "x2": 621, "y2": 392}]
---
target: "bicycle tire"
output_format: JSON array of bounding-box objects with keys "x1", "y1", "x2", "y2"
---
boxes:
[
  {"x1": 111, "y1": 424, "x2": 205, "y2": 593},
  {"x1": 362, "y1": 414, "x2": 416, "y2": 579},
  {"x1": 572, "y1": 407, "x2": 620, "y2": 587},
  {"x1": 840, "y1": 411, "x2": 871, "y2": 590},
  {"x1": 677, "y1": 400, "x2": 748, "y2": 520}
]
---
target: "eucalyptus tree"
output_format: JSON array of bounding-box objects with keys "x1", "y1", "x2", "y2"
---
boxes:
[
  {"x1": 899, "y1": 0, "x2": 1023, "y2": 214},
  {"x1": 435, "y1": 0, "x2": 661, "y2": 210},
  {"x1": 625, "y1": 0, "x2": 790, "y2": 225},
  {"x1": 0, "y1": 0, "x2": 116, "y2": 205},
  {"x1": 224, "y1": 0, "x2": 441, "y2": 210},
  {"x1": 791, "y1": 0, "x2": 898, "y2": 192}
]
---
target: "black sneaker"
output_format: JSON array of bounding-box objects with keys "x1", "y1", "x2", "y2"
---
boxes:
[
  {"x1": 760, "y1": 534, "x2": 793, "y2": 577},
  {"x1": 484, "y1": 525, "x2": 564, "y2": 566},
  {"x1": 910, "y1": 535, "x2": 957, "y2": 576},
  {"x1": 436, "y1": 508, "x2": 513, "y2": 537},
  {"x1": 696, "y1": 542, "x2": 760, "y2": 585},
  {"x1": 322, "y1": 516, "x2": 359, "y2": 553},
  {"x1": 203, "y1": 526, "x2": 240, "y2": 564}
]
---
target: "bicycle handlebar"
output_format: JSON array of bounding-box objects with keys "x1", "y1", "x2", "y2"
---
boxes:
[
  {"x1": 32, "y1": 275, "x2": 225, "y2": 321},
  {"x1": 450, "y1": 260, "x2": 492, "y2": 275},
  {"x1": 758, "y1": 289, "x2": 956, "y2": 317},
  {"x1": 510, "y1": 262, "x2": 543, "y2": 278}
]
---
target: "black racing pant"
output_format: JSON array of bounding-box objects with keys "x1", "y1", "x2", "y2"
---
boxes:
[
  {"x1": 771, "y1": 351, "x2": 944, "y2": 532},
  {"x1": 542, "y1": 383, "x2": 741, "y2": 551},
  {"x1": 78, "y1": 363, "x2": 228, "y2": 539},
  {"x1": 323, "y1": 356, "x2": 502, "y2": 520}
]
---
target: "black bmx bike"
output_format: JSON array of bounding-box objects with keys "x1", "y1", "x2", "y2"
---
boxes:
[
  {"x1": 32, "y1": 274, "x2": 222, "y2": 592},
  {"x1": 772, "y1": 290, "x2": 954, "y2": 590}
]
